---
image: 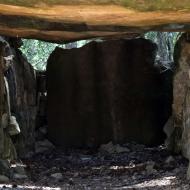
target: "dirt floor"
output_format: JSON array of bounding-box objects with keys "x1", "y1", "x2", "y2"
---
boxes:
[{"x1": 0, "y1": 142, "x2": 190, "y2": 190}]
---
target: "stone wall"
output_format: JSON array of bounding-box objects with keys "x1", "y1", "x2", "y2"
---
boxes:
[
  {"x1": 0, "y1": 37, "x2": 37, "y2": 161},
  {"x1": 165, "y1": 33, "x2": 190, "y2": 179},
  {"x1": 47, "y1": 38, "x2": 173, "y2": 148}
]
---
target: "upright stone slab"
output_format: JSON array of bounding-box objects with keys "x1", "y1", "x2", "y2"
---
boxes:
[
  {"x1": 0, "y1": 37, "x2": 17, "y2": 162},
  {"x1": 0, "y1": 37, "x2": 37, "y2": 159},
  {"x1": 161, "y1": 33, "x2": 190, "y2": 179},
  {"x1": 47, "y1": 38, "x2": 172, "y2": 147},
  {"x1": 165, "y1": 33, "x2": 190, "y2": 178},
  {"x1": 5, "y1": 38, "x2": 37, "y2": 158}
]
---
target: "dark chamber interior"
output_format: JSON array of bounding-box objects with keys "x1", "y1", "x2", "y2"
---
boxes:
[
  {"x1": 46, "y1": 38, "x2": 173, "y2": 148},
  {"x1": 1, "y1": 1, "x2": 190, "y2": 186}
]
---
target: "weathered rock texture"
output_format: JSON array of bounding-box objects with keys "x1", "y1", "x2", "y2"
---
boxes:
[
  {"x1": 6, "y1": 39, "x2": 37, "y2": 157},
  {"x1": 0, "y1": 37, "x2": 37, "y2": 160},
  {"x1": 47, "y1": 38, "x2": 173, "y2": 147},
  {"x1": 165, "y1": 33, "x2": 190, "y2": 179},
  {"x1": 0, "y1": 1, "x2": 190, "y2": 42},
  {"x1": 0, "y1": 37, "x2": 17, "y2": 161}
]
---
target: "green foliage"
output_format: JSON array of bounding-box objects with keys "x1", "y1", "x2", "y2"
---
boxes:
[
  {"x1": 145, "y1": 32, "x2": 181, "y2": 62},
  {"x1": 20, "y1": 33, "x2": 181, "y2": 71},
  {"x1": 20, "y1": 39, "x2": 90, "y2": 71},
  {"x1": 20, "y1": 39, "x2": 65, "y2": 70}
]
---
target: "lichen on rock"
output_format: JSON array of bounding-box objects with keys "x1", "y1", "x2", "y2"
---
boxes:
[{"x1": 165, "y1": 33, "x2": 190, "y2": 179}]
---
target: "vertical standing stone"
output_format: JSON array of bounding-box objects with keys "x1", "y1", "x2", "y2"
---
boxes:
[
  {"x1": 0, "y1": 39, "x2": 17, "y2": 161},
  {"x1": 0, "y1": 42, "x2": 5, "y2": 158},
  {"x1": 0, "y1": 37, "x2": 37, "y2": 159},
  {"x1": 165, "y1": 33, "x2": 190, "y2": 179},
  {"x1": 6, "y1": 39, "x2": 37, "y2": 158},
  {"x1": 47, "y1": 38, "x2": 172, "y2": 147}
]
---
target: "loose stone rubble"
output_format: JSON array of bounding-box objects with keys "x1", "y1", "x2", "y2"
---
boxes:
[
  {"x1": 0, "y1": 142, "x2": 189, "y2": 189},
  {"x1": 1, "y1": 35, "x2": 190, "y2": 189}
]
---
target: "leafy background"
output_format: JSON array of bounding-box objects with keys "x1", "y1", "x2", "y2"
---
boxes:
[{"x1": 20, "y1": 32, "x2": 180, "y2": 71}]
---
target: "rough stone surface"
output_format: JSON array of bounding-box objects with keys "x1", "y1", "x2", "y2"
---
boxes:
[
  {"x1": 12, "y1": 165, "x2": 26, "y2": 176},
  {"x1": 35, "y1": 139, "x2": 54, "y2": 154},
  {"x1": 145, "y1": 161, "x2": 156, "y2": 175},
  {"x1": 0, "y1": 1, "x2": 189, "y2": 42},
  {"x1": 0, "y1": 37, "x2": 18, "y2": 168},
  {"x1": 165, "y1": 156, "x2": 175, "y2": 164},
  {"x1": 0, "y1": 175, "x2": 9, "y2": 183},
  {"x1": 99, "y1": 142, "x2": 130, "y2": 154},
  {"x1": 164, "y1": 33, "x2": 190, "y2": 179},
  {"x1": 50, "y1": 173, "x2": 63, "y2": 181},
  {"x1": 13, "y1": 173, "x2": 27, "y2": 180},
  {"x1": 5, "y1": 38, "x2": 37, "y2": 158},
  {"x1": 0, "y1": 159, "x2": 10, "y2": 177},
  {"x1": 0, "y1": 36, "x2": 36, "y2": 177},
  {"x1": 6, "y1": 143, "x2": 189, "y2": 189},
  {"x1": 47, "y1": 38, "x2": 173, "y2": 147}
]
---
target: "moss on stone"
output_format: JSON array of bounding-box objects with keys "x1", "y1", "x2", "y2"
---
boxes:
[
  {"x1": 0, "y1": 0, "x2": 190, "y2": 11},
  {"x1": 0, "y1": 0, "x2": 118, "y2": 7},
  {"x1": 121, "y1": 0, "x2": 190, "y2": 11}
]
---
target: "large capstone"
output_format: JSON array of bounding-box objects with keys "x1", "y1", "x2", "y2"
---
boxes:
[{"x1": 47, "y1": 38, "x2": 173, "y2": 147}]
